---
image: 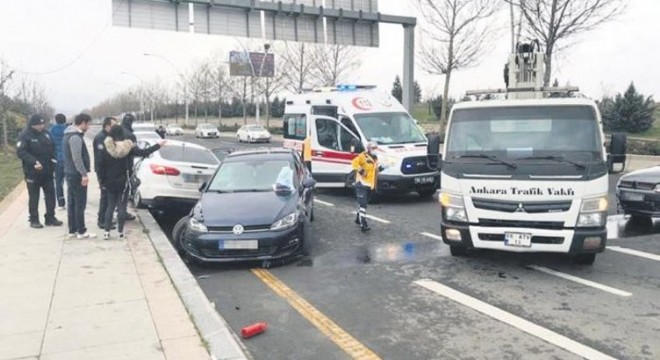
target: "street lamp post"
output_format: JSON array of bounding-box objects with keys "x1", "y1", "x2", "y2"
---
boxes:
[
  {"x1": 255, "y1": 43, "x2": 271, "y2": 127},
  {"x1": 143, "y1": 53, "x2": 189, "y2": 125}
]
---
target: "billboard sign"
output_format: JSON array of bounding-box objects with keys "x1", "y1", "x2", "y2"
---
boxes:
[{"x1": 229, "y1": 51, "x2": 275, "y2": 77}]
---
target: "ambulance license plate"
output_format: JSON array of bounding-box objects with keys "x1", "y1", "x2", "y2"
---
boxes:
[
  {"x1": 414, "y1": 176, "x2": 434, "y2": 184},
  {"x1": 504, "y1": 232, "x2": 532, "y2": 247}
]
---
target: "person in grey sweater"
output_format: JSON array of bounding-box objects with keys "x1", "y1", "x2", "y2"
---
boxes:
[{"x1": 63, "y1": 113, "x2": 94, "y2": 239}]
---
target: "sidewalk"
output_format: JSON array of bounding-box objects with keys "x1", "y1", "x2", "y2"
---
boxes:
[{"x1": 0, "y1": 173, "x2": 212, "y2": 360}]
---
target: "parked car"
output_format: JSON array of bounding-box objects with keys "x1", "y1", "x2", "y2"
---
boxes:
[
  {"x1": 166, "y1": 124, "x2": 184, "y2": 136},
  {"x1": 134, "y1": 131, "x2": 162, "y2": 145},
  {"x1": 178, "y1": 148, "x2": 316, "y2": 263},
  {"x1": 132, "y1": 140, "x2": 220, "y2": 208},
  {"x1": 195, "y1": 124, "x2": 219, "y2": 138},
  {"x1": 237, "y1": 124, "x2": 271, "y2": 143},
  {"x1": 616, "y1": 166, "x2": 660, "y2": 220},
  {"x1": 132, "y1": 122, "x2": 157, "y2": 133}
]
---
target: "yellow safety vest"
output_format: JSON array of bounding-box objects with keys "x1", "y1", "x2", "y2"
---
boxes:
[
  {"x1": 351, "y1": 152, "x2": 378, "y2": 189},
  {"x1": 303, "y1": 136, "x2": 312, "y2": 162}
]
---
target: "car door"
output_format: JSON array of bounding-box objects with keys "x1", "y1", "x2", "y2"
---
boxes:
[{"x1": 311, "y1": 115, "x2": 362, "y2": 185}]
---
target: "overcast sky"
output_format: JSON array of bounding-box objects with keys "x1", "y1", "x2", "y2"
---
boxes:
[{"x1": 0, "y1": 0, "x2": 658, "y2": 116}]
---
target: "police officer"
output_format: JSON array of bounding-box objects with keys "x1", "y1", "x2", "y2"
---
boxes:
[
  {"x1": 351, "y1": 140, "x2": 381, "y2": 232},
  {"x1": 93, "y1": 117, "x2": 117, "y2": 229},
  {"x1": 17, "y1": 114, "x2": 63, "y2": 228}
]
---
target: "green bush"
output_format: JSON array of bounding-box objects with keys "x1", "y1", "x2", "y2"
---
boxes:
[{"x1": 626, "y1": 138, "x2": 660, "y2": 155}]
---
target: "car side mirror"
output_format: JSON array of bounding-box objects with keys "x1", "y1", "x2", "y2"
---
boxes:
[
  {"x1": 302, "y1": 177, "x2": 316, "y2": 188},
  {"x1": 198, "y1": 181, "x2": 207, "y2": 192}
]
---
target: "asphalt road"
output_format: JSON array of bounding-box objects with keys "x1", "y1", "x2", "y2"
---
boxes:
[{"x1": 149, "y1": 133, "x2": 660, "y2": 360}]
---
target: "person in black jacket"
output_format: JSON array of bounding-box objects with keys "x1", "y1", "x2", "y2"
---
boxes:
[
  {"x1": 98, "y1": 124, "x2": 164, "y2": 239},
  {"x1": 17, "y1": 114, "x2": 63, "y2": 228},
  {"x1": 93, "y1": 117, "x2": 117, "y2": 229},
  {"x1": 120, "y1": 113, "x2": 138, "y2": 221}
]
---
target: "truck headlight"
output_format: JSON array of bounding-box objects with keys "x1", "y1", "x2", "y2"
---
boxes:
[
  {"x1": 577, "y1": 197, "x2": 607, "y2": 227},
  {"x1": 189, "y1": 217, "x2": 208, "y2": 232},
  {"x1": 440, "y1": 193, "x2": 468, "y2": 223}
]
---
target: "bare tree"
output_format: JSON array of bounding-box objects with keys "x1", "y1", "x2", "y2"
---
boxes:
[
  {"x1": 278, "y1": 42, "x2": 317, "y2": 93},
  {"x1": 0, "y1": 60, "x2": 15, "y2": 154},
  {"x1": 415, "y1": 0, "x2": 498, "y2": 124},
  {"x1": 511, "y1": 0, "x2": 626, "y2": 86},
  {"x1": 209, "y1": 59, "x2": 228, "y2": 120},
  {"x1": 310, "y1": 44, "x2": 362, "y2": 87},
  {"x1": 227, "y1": 76, "x2": 251, "y2": 125},
  {"x1": 187, "y1": 62, "x2": 214, "y2": 122}
]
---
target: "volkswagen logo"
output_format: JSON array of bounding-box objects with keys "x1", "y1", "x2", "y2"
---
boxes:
[{"x1": 232, "y1": 224, "x2": 244, "y2": 235}]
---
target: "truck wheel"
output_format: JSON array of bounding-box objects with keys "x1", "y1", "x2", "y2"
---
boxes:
[
  {"x1": 449, "y1": 246, "x2": 469, "y2": 257},
  {"x1": 574, "y1": 253, "x2": 596, "y2": 265}
]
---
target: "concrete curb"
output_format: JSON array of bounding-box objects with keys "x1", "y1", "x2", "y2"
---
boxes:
[{"x1": 138, "y1": 210, "x2": 252, "y2": 360}]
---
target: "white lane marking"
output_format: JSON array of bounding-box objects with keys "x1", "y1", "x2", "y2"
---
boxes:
[
  {"x1": 414, "y1": 279, "x2": 617, "y2": 360},
  {"x1": 364, "y1": 214, "x2": 391, "y2": 224},
  {"x1": 608, "y1": 246, "x2": 660, "y2": 262},
  {"x1": 528, "y1": 265, "x2": 632, "y2": 297},
  {"x1": 420, "y1": 232, "x2": 443, "y2": 241},
  {"x1": 313, "y1": 199, "x2": 335, "y2": 207}
]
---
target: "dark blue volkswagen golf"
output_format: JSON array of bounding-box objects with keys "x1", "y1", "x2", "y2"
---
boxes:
[{"x1": 180, "y1": 148, "x2": 316, "y2": 263}]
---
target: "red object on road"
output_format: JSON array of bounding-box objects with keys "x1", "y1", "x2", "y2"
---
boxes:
[{"x1": 241, "y1": 322, "x2": 268, "y2": 338}]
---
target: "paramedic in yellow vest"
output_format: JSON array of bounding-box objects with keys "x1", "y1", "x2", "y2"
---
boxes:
[
  {"x1": 303, "y1": 135, "x2": 312, "y2": 172},
  {"x1": 352, "y1": 140, "x2": 380, "y2": 232}
]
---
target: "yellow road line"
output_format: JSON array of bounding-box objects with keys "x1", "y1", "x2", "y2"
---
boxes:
[{"x1": 251, "y1": 268, "x2": 381, "y2": 360}]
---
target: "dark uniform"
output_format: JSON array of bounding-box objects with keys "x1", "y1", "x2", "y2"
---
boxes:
[
  {"x1": 16, "y1": 115, "x2": 62, "y2": 228},
  {"x1": 93, "y1": 127, "x2": 112, "y2": 228}
]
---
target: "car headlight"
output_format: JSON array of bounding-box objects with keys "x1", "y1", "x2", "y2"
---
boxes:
[
  {"x1": 440, "y1": 192, "x2": 468, "y2": 223},
  {"x1": 378, "y1": 153, "x2": 398, "y2": 169},
  {"x1": 654, "y1": 184, "x2": 660, "y2": 193},
  {"x1": 189, "y1": 217, "x2": 208, "y2": 232},
  {"x1": 271, "y1": 212, "x2": 299, "y2": 231},
  {"x1": 577, "y1": 196, "x2": 607, "y2": 227}
]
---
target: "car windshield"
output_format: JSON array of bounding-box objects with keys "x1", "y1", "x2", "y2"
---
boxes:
[
  {"x1": 248, "y1": 125, "x2": 265, "y2": 131},
  {"x1": 207, "y1": 159, "x2": 296, "y2": 192},
  {"x1": 200, "y1": 124, "x2": 215, "y2": 129},
  {"x1": 159, "y1": 145, "x2": 219, "y2": 165},
  {"x1": 446, "y1": 105, "x2": 603, "y2": 162},
  {"x1": 354, "y1": 112, "x2": 426, "y2": 144}
]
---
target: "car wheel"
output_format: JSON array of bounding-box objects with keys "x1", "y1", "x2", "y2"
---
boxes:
[
  {"x1": 237, "y1": 136, "x2": 241, "y2": 143},
  {"x1": 418, "y1": 189, "x2": 436, "y2": 199},
  {"x1": 574, "y1": 253, "x2": 596, "y2": 265},
  {"x1": 248, "y1": 136, "x2": 252, "y2": 143},
  {"x1": 133, "y1": 190, "x2": 145, "y2": 209},
  {"x1": 172, "y1": 216, "x2": 188, "y2": 253},
  {"x1": 449, "y1": 245, "x2": 469, "y2": 257},
  {"x1": 301, "y1": 221, "x2": 312, "y2": 256},
  {"x1": 310, "y1": 206, "x2": 315, "y2": 222}
]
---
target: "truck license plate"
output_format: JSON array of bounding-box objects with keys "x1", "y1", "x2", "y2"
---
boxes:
[
  {"x1": 504, "y1": 232, "x2": 532, "y2": 247},
  {"x1": 622, "y1": 192, "x2": 644, "y2": 202},
  {"x1": 414, "y1": 176, "x2": 434, "y2": 184}
]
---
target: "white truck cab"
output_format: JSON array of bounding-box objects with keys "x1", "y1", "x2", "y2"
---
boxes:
[
  {"x1": 438, "y1": 42, "x2": 623, "y2": 265},
  {"x1": 282, "y1": 85, "x2": 440, "y2": 198}
]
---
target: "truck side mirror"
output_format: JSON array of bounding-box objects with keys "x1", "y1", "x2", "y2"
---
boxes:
[
  {"x1": 607, "y1": 132, "x2": 627, "y2": 173},
  {"x1": 427, "y1": 134, "x2": 442, "y2": 170}
]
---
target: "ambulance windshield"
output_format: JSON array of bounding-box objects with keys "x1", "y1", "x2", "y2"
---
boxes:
[{"x1": 354, "y1": 112, "x2": 426, "y2": 145}]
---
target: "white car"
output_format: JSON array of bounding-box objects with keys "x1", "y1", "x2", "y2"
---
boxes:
[
  {"x1": 132, "y1": 140, "x2": 220, "y2": 209},
  {"x1": 166, "y1": 124, "x2": 184, "y2": 136},
  {"x1": 237, "y1": 124, "x2": 271, "y2": 143},
  {"x1": 195, "y1": 124, "x2": 219, "y2": 138},
  {"x1": 134, "y1": 131, "x2": 162, "y2": 144},
  {"x1": 132, "y1": 122, "x2": 157, "y2": 133}
]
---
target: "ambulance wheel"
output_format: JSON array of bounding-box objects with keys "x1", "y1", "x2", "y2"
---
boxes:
[
  {"x1": 574, "y1": 253, "x2": 596, "y2": 265},
  {"x1": 449, "y1": 246, "x2": 469, "y2": 257},
  {"x1": 418, "y1": 189, "x2": 437, "y2": 199}
]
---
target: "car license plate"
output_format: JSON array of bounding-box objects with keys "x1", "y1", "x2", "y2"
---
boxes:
[
  {"x1": 183, "y1": 174, "x2": 206, "y2": 184},
  {"x1": 219, "y1": 240, "x2": 258, "y2": 250},
  {"x1": 504, "y1": 232, "x2": 532, "y2": 247},
  {"x1": 414, "y1": 176, "x2": 434, "y2": 184},
  {"x1": 622, "y1": 192, "x2": 644, "y2": 202}
]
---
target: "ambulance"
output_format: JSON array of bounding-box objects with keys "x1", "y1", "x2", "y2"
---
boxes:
[{"x1": 282, "y1": 85, "x2": 440, "y2": 198}]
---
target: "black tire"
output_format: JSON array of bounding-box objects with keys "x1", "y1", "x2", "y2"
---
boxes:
[
  {"x1": 237, "y1": 136, "x2": 242, "y2": 143},
  {"x1": 248, "y1": 136, "x2": 252, "y2": 143},
  {"x1": 133, "y1": 190, "x2": 145, "y2": 209},
  {"x1": 449, "y1": 245, "x2": 469, "y2": 257},
  {"x1": 300, "y1": 224, "x2": 311, "y2": 256},
  {"x1": 172, "y1": 216, "x2": 189, "y2": 253},
  {"x1": 310, "y1": 206, "x2": 315, "y2": 222},
  {"x1": 418, "y1": 189, "x2": 437, "y2": 199},
  {"x1": 574, "y1": 253, "x2": 596, "y2": 265}
]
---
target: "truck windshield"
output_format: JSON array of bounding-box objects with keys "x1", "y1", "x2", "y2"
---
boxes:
[
  {"x1": 446, "y1": 105, "x2": 602, "y2": 162},
  {"x1": 354, "y1": 112, "x2": 426, "y2": 145}
]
